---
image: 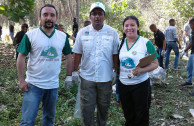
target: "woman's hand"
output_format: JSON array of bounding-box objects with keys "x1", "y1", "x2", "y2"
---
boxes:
[
  {"x1": 132, "y1": 59, "x2": 159, "y2": 76},
  {"x1": 132, "y1": 67, "x2": 143, "y2": 76}
]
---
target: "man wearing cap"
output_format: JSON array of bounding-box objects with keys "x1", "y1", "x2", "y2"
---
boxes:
[{"x1": 72, "y1": 2, "x2": 119, "y2": 126}]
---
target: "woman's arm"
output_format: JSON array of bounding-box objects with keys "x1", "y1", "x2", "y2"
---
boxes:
[{"x1": 132, "y1": 59, "x2": 158, "y2": 76}]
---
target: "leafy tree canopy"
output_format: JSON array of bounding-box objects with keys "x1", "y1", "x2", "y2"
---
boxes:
[{"x1": 0, "y1": 0, "x2": 35, "y2": 22}]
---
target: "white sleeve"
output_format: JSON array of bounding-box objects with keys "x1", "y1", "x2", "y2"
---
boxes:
[
  {"x1": 72, "y1": 30, "x2": 83, "y2": 54},
  {"x1": 113, "y1": 31, "x2": 119, "y2": 54}
]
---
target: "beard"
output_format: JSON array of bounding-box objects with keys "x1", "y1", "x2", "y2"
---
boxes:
[{"x1": 43, "y1": 20, "x2": 54, "y2": 29}]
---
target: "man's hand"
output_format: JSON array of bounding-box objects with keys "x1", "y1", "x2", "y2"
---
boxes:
[
  {"x1": 63, "y1": 76, "x2": 72, "y2": 90},
  {"x1": 72, "y1": 71, "x2": 79, "y2": 85},
  {"x1": 180, "y1": 51, "x2": 185, "y2": 59},
  {"x1": 161, "y1": 50, "x2": 166, "y2": 57},
  {"x1": 186, "y1": 36, "x2": 189, "y2": 42},
  {"x1": 19, "y1": 81, "x2": 29, "y2": 92},
  {"x1": 112, "y1": 72, "x2": 117, "y2": 85}
]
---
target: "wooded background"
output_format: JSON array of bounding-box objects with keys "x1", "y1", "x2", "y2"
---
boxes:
[{"x1": 0, "y1": 0, "x2": 193, "y2": 39}]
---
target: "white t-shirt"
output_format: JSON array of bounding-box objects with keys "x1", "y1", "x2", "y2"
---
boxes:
[
  {"x1": 119, "y1": 36, "x2": 158, "y2": 85},
  {"x1": 72, "y1": 24, "x2": 119, "y2": 82},
  {"x1": 183, "y1": 22, "x2": 191, "y2": 36},
  {"x1": 17, "y1": 27, "x2": 71, "y2": 89}
]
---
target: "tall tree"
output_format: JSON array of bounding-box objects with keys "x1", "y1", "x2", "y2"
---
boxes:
[{"x1": 0, "y1": 0, "x2": 35, "y2": 22}]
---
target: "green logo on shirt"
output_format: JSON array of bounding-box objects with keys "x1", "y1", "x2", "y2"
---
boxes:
[
  {"x1": 41, "y1": 47, "x2": 58, "y2": 58},
  {"x1": 132, "y1": 51, "x2": 137, "y2": 55}
]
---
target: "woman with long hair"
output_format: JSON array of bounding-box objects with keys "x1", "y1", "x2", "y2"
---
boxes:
[{"x1": 118, "y1": 16, "x2": 158, "y2": 126}]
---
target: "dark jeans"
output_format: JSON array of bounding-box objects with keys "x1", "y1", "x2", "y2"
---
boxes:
[
  {"x1": 157, "y1": 47, "x2": 164, "y2": 68},
  {"x1": 118, "y1": 79, "x2": 151, "y2": 126}
]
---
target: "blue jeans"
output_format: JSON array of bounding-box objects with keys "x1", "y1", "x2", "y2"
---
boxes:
[
  {"x1": 165, "y1": 42, "x2": 179, "y2": 69},
  {"x1": 187, "y1": 54, "x2": 194, "y2": 83},
  {"x1": 9, "y1": 32, "x2": 14, "y2": 41},
  {"x1": 157, "y1": 47, "x2": 164, "y2": 68},
  {"x1": 183, "y1": 35, "x2": 191, "y2": 56},
  {"x1": 116, "y1": 82, "x2": 119, "y2": 102},
  {"x1": 20, "y1": 84, "x2": 58, "y2": 126}
]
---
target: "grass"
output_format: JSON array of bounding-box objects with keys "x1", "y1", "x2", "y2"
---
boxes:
[{"x1": 1, "y1": 43, "x2": 194, "y2": 125}]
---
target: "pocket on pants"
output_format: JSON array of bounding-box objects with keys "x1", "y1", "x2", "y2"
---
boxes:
[{"x1": 80, "y1": 89, "x2": 90, "y2": 104}]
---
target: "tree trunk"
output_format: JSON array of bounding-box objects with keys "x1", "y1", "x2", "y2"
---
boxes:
[
  {"x1": 76, "y1": 0, "x2": 79, "y2": 28},
  {"x1": 42, "y1": 0, "x2": 45, "y2": 6},
  {"x1": 68, "y1": 0, "x2": 75, "y2": 19},
  {"x1": 51, "y1": 0, "x2": 54, "y2": 4}
]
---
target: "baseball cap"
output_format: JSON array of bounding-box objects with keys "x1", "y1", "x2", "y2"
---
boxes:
[{"x1": 90, "y1": 2, "x2": 105, "y2": 13}]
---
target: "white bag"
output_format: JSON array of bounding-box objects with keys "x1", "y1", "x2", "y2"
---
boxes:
[
  {"x1": 73, "y1": 79, "x2": 81, "y2": 118},
  {"x1": 148, "y1": 66, "x2": 166, "y2": 85}
]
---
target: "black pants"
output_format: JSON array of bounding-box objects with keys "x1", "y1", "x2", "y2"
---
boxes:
[{"x1": 118, "y1": 79, "x2": 151, "y2": 126}]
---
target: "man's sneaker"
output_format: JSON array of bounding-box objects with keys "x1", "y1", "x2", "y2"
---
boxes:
[{"x1": 181, "y1": 82, "x2": 192, "y2": 86}]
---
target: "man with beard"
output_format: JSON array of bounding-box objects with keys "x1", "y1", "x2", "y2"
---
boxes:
[
  {"x1": 17, "y1": 4, "x2": 73, "y2": 126},
  {"x1": 72, "y1": 2, "x2": 119, "y2": 125}
]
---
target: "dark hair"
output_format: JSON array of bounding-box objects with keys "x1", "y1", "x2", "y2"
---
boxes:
[
  {"x1": 58, "y1": 24, "x2": 63, "y2": 27},
  {"x1": 84, "y1": 20, "x2": 91, "y2": 27},
  {"x1": 40, "y1": 4, "x2": 58, "y2": 17},
  {"x1": 169, "y1": 19, "x2": 175, "y2": 23},
  {"x1": 21, "y1": 23, "x2": 28, "y2": 29},
  {"x1": 149, "y1": 24, "x2": 156, "y2": 29},
  {"x1": 189, "y1": 17, "x2": 194, "y2": 24},
  {"x1": 118, "y1": 16, "x2": 140, "y2": 53}
]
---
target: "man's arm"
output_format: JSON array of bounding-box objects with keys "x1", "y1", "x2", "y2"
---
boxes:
[
  {"x1": 73, "y1": 53, "x2": 82, "y2": 71},
  {"x1": 175, "y1": 38, "x2": 181, "y2": 49},
  {"x1": 184, "y1": 39, "x2": 192, "y2": 52},
  {"x1": 17, "y1": 53, "x2": 29, "y2": 91},
  {"x1": 184, "y1": 30, "x2": 188, "y2": 37},
  {"x1": 113, "y1": 54, "x2": 118, "y2": 72},
  {"x1": 69, "y1": 36, "x2": 76, "y2": 41},
  {"x1": 13, "y1": 36, "x2": 17, "y2": 46},
  {"x1": 65, "y1": 54, "x2": 73, "y2": 76},
  {"x1": 173, "y1": 28, "x2": 181, "y2": 49},
  {"x1": 162, "y1": 39, "x2": 166, "y2": 50}
]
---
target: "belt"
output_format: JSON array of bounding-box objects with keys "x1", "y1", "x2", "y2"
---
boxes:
[{"x1": 168, "y1": 41, "x2": 176, "y2": 42}]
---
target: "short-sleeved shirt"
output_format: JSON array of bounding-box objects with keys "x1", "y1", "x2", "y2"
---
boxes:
[
  {"x1": 17, "y1": 27, "x2": 71, "y2": 89},
  {"x1": 119, "y1": 36, "x2": 158, "y2": 85},
  {"x1": 72, "y1": 24, "x2": 119, "y2": 82},
  {"x1": 183, "y1": 23, "x2": 191, "y2": 36},
  {"x1": 164, "y1": 26, "x2": 177, "y2": 41},
  {"x1": 15, "y1": 31, "x2": 25, "y2": 45},
  {"x1": 73, "y1": 22, "x2": 78, "y2": 32},
  {"x1": 154, "y1": 29, "x2": 165, "y2": 48}
]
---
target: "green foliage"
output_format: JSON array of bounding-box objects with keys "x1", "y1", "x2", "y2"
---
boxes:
[
  {"x1": 172, "y1": 0, "x2": 194, "y2": 20},
  {"x1": 0, "y1": 0, "x2": 35, "y2": 22},
  {"x1": 105, "y1": 0, "x2": 144, "y2": 37}
]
